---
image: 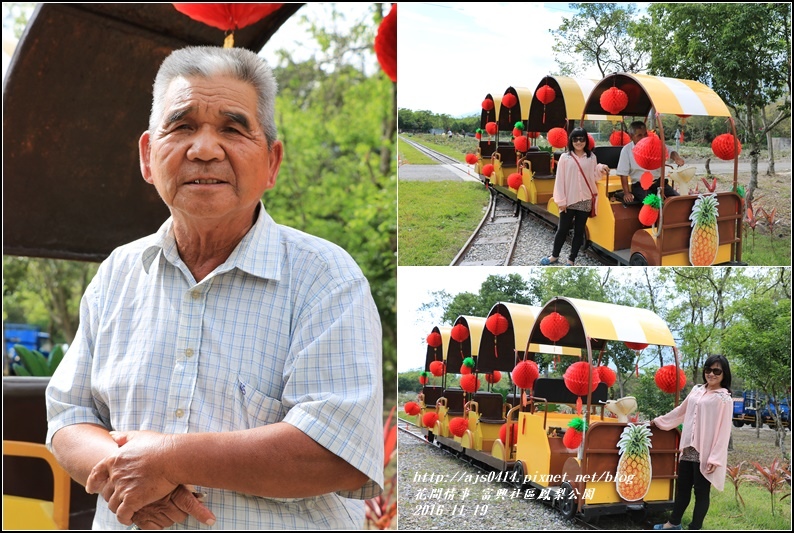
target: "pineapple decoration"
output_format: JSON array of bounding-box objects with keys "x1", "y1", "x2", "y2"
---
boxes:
[
  {"x1": 563, "y1": 416, "x2": 588, "y2": 450},
  {"x1": 460, "y1": 357, "x2": 476, "y2": 375},
  {"x1": 616, "y1": 423, "x2": 654, "y2": 501},
  {"x1": 638, "y1": 193, "x2": 661, "y2": 227},
  {"x1": 513, "y1": 121, "x2": 525, "y2": 139},
  {"x1": 688, "y1": 194, "x2": 720, "y2": 266},
  {"x1": 418, "y1": 371, "x2": 430, "y2": 386}
]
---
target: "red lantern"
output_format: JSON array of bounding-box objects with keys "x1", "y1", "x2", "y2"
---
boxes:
[
  {"x1": 587, "y1": 133, "x2": 596, "y2": 151},
  {"x1": 426, "y1": 331, "x2": 442, "y2": 348},
  {"x1": 374, "y1": 3, "x2": 396, "y2": 82},
  {"x1": 500, "y1": 422, "x2": 518, "y2": 447},
  {"x1": 625, "y1": 342, "x2": 649, "y2": 351},
  {"x1": 449, "y1": 417, "x2": 469, "y2": 437},
  {"x1": 482, "y1": 164, "x2": 495, "y2": 177},
  {"x1": 451, "y1": 323, "x2": 470, "y2": 342},
  {"x1": 485, "y1": 313, "x2": 509, "y2": 336},
  {"x1": 655, "y1": 365, "x2": 687, "y2": 394},
  {"x1": 508, "y1": 172, "x2": 523, "y2": 190},
  {"x1": 422, "y1": 411, "x2": 439, "y2": 429},
  {"x1": 563, "y1": 426, "x2": 583, "y2": 449},
  {"x1": 460, "y1": 364, "x2": 472, "y2": 375},
  {"x1": 610, "y1": 131, "x2": 630, "y2": 146},
  {"x1": 712, "y1": 133, "x2": 742, "y2": 160},
  {"x1": 460, "y1": 374, "x2": 480, "y2": 393},
  {"x1": 482, "y1": 99, "x2": 494, "y2": 111},
  {"x1": 404, "y1": 401, "x2": 421, "y2": 416},
  {"x1": 465, "y1": 153, "x2": 478, "y2": 165},
  {"x1": 536, "y1": 84, "x2": 556, "y2": 105},
  {"x1": 633, "y1": 135, "x2": 668, "y2": 171},
  {"x1": 640, "y1": 171, "x2": 654, "y2": 190},
  {"x1": 429, "y1": 360, "x2": 445, "y2": 377},
  {"x1": 514, "y1": 136, "x2": 530, "y2": 152},
  {"x1": 547, "y1": 127, "x2": 568, "y2": 149},
  {"x1": 597, "y1": 366, "x2": 617, "y2": 388},
  {"x1": 513, "y1": 360, "x2": 539, "y2": 390},
  {"x1": 485, "y1": 122, "x2": 498, "y2": 135},
  {"x1": 600, "y1": 87, "x2": 629, "y2": 115},
  {"x1": 502, "y1": 93, "x2": 517, "y2": 108},
  {"x1": 484, "y1": 370, "x2": 502, "y2": 384},
  {"x1": 526, "y1": 131, "x2": 540, "y2": 139},
  {"x1": 564, "y1": 361, "x2": 601, "y2": 396},
  {"x1": 540, "y1": 312, "x2": 569, "y2": 342},
  {"x1": 173, "y1": 3, "x2": 283, "y2": 31}
]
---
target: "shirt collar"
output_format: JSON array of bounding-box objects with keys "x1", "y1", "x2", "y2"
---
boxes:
[{"x1": 140, "y1": 201, "x2": 282, "y2": 282}]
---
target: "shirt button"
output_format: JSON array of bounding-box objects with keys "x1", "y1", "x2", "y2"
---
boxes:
[
  {"x1": 175, "y1": 409, "x2": 185, "y2": 418},
  {"x1": 191, "y1": 291, "x2": 200, "y2": 300},
  {"x1": 185, "y1": 348, "x2": 194, "y2": 358}
]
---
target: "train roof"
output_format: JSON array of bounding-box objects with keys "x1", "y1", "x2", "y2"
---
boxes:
[
  {"x1": 446, "y1": 316, "x2": 486, "y2": 371},
  {"x1": 424, "y1": 325, "x2": 452, "y2": 371}
]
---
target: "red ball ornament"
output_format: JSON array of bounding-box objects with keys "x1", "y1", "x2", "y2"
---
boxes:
[
  {"x1": 173, "y1": 4, "x2": 283, "y2": 31},
  {"x1": 475, "y1": 132, "x2": 482, "y2": 140},
  {"x1": 610, "y1": 131, "x2": 631, "y2": 146},
  {"x1": 536, "y1": 84, "x2": 556, "y2": 105},
  {"x1": 374, "y1": 3, "x2": 397, "y2": 82},
  {"x1": 429, "y1": 360, "x2": 445, "y2": 377},
  {"x1": 655, "y1": 365, "x2": 687, "y2": 394},
  {"x1": 502, "y1": 93, "x2": 517, "y2": 108},
  {"x1": 600, "y1": 87, "x2": 629, "y2": 115},
  {"x1": 451, "y1": 323, "x2": 470, "y2": 343},
  {"x1": 640, "y1": 171, "x2": 654, "y2": 190},
  {"x1": 597, "y1": 366, "x2": 617, "y2": 388},
  {"x1": 513, "y1": 127, "x2": 523, "y2": 138},
  {"x1": 485, "y1": 122, "x2": 498, "y2": 135},
  {"x1": 484, "y1": 370, "x2": 502, "y2": 384},
  {"x1": 426, "y1": 331, "x2": 442, "y2": 348},
  {"x1": 563, "y1": 426, "x2": 583, "y2": 449},
  {"x1": 633, "y1": 135, "x2": 668, "y2": 171},
  {"x1": 460, "y1": 364, "x2": 472, "y2": 375},
  {"x1": 540, "y1": 312, "x2": 569, "y2": 342},
  {"x1": 449, "y1": 417, "x2": 469, "y2": 437},
  {"x1": 422, "y1": 411, "x2": 439, "y2": 429},
  {"x1": 486, "y1": 313, "x2": 509, "y2": 336},
  {"x1": 526, "y1": 131, "x2": 540, "y2": 139},
  {"x1": 465, "y1": 153, "x2": 478, "y2": 165},
  {"x1": 460, "y1": 374, "x2": 480, "y2": 393},
  {"x1": 404, "y1": 401, "x2": 421, "y2": 416},
  {"x1": 482, "y1": 99, "x2": 494, "y2": 111},
  {"x1": 625, "y1": 342, "x2": 649, "y2": 351},
  {"x1": 564, "y1": 361, "x2": 601, "y2": 396},
  {"x1": 500, "y1": 422, "x2": 518, "y2": 447},
  {"x1": 508, "y1": 172, "x2": 523, "y2": 190},
  {"x1": 482, "y1": 164, "x2": 495, "y2": 177},
  {"x1": 514, "y1": 135, "x2": 530, "y2": 152},
  {"x1": 712, "y1": 133, "x2": 742, "y2": 160},
  {"x1": 587, "y1": 133, "x2": 596, "y2": 151},
  {"x1": 547, "y1": 127, "x2": 568, "y2": 149},
  {"x1": 513, "y1": 360, "x2": 539, "y2": 390}
]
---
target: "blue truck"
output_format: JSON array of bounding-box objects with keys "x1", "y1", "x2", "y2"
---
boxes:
[
  {"x1": 733, "y1": 391, "x2": 790, "y2": 429},
  {"x1": 3, "y1": 323, "x2": 51, "y2": 374}
]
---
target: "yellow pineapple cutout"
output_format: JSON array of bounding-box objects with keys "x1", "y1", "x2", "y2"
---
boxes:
[
  {"x1": 616, "y1": 423, "x2": 653, "y2": 501},
  {"x1": 689, "y1": 194, "x2": 720, "y2": 265}
]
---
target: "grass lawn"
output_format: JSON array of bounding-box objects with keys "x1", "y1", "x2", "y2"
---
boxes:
[
  {"x1": 397, "y1": 180, "x2": 489, "y2": 265},
  {"x1": 398, "y1": 137, "x2": 435, "y2": 165},
  {"x1": 402, "y1": 134, "x2": 478, "y2": 163}
]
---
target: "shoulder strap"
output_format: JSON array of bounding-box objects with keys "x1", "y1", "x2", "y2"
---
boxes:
[{"x1": 571, "y1": 155, "x2": 595, "y2": 196}]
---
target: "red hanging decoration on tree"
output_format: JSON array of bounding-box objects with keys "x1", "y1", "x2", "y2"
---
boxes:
[
  {"x1": 404, "y1": 401, "x2": 421, "y2": 416},
  {"x1": 513, "y1": 360, "x2": 539, "y2": 390},
  {"x1": 564, "y1": 361, "x2": 601, "y2": 396},
  {"x1": 600, "y1": 87, "x2": 629, "y2": 115},
  {"x1": 374, "y1": 3, "x2": 396, "y2": 82},
  {"x1": 460, "y1": 374, "x2": 480, "y2": 393},
  {"x1": 422, "y1": 411, "x2": 439, "y2": 429},
  {"x1": 597, "y1": 365, "x2": 617, "y2": 388},
  {"x1": 712, "y1": 133, "x2": 742, "y2": 160},
  {"x1": 173, "y1": 3, "x2": 283, "y2": 48},
  {"x1": 633, "y1": 135, "x2": 668, "y2": 170},
  {"x1": 429, "y1": 360, "x2": 445, "y2": 377},
  {"x1": 449, "y1": 417, "x2": 469, "y2": 437},
  {"x1": 655, "y1": 365, "x2": 687, "y2": 394},
  {"x1": 508, "y1": 172, "x2": 523, "y2": 190},
  {"x1": 547, "y1": 127, "x2": 568, "y2": 149},
  {"x1": 610, "y1": 131, "x2": 631, "y2": 146},
  {"x1": 484, "y1": 370, "x2": 502, "y2": 384},
  {"x1": 540, "y1": 311, "x2": 569, "y2": 342},
  {"x1": 500, "y1": 422, "x2": 518, "y2": 446}
]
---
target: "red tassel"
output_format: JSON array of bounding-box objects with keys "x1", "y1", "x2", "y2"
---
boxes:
[
  {"x1": 576, "y1": 397, "x2": 582, "y2": 415},
  {"x1": 635, "y1": 361, "x2": 639, "y2": 377}
]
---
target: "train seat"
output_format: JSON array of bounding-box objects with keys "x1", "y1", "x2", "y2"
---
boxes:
[
  {"x1": 592, "y1": 146, "x2": 623, "y2": 169},
  {"x1": 442, "y1": 388, "x2": 466, "y2": 416},
  {"x1": 506, "y1": 393, "x2": 521, "y2": 408},
  {"x1": 422, "y1": 386, "x2": 443, "y2": 407},
  {"x1": 532, "y1": 378, "x2": 608, "y2": 405},
  {"x1": 473, "y1": 392, "x2": 505, "y2": 423}
]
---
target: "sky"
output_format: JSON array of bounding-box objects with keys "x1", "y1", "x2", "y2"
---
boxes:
[{"x1": 398, "y1": 2, "x2": 645, "y2": 118}]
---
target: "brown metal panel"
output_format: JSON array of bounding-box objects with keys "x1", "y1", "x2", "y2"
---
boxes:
[{"x1": 3, "y1": 3, "x2": 303, "y2": 261}]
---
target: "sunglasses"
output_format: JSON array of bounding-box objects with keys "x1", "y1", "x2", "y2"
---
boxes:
[
  {"x1": 704, "y1": 367, "x2": 723, "y2": 376},
  {"x1": 571, "y1": 136, "x2": 587, "y2": 143}
]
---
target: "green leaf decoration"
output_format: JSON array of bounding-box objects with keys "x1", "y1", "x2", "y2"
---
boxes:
[
  {"x1": 463, "y1": 357, "x2": 476, "y2": 368},
  {"x1": 642, "y1": 193, "x2": 662, "y2": 210},
  {"x1": 514, "y1": 121, "x2": 525, "y2": 130},
  {"x1": 735, "y1": 184, "x2": 746, "y2": 198},
  {"x1": 568, "y1": 416, "x2": 588, "y2": 433}
]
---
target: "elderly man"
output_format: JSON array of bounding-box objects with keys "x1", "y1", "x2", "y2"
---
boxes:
[
  {"x1": 46, "y1": 46, "x2": 383, "y2": 530},
  {"x1": 618, "y1": 120, "x2": 685, "y2": 203}
]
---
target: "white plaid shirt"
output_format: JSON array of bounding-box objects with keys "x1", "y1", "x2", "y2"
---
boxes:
[{"x1": 46, "y1": 203, "x2": 384, "y2": 529}]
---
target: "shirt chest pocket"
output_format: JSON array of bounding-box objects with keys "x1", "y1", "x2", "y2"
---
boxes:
[{"x1": 236, "y1": 376, "x2": 285, "y2": 428}]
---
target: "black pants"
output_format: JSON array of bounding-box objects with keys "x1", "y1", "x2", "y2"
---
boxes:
[
  {"x1": 670, "y1": 460, "x2": 712, "y2": 530},
  {"x1": 552, "y1": 208, "x2": 589, "y2": 262},
  {"x1": 632, "y1": 179, "x2": 680, "y2": 203}
]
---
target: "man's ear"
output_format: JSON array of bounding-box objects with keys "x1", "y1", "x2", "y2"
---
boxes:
[
  {"x1": 264, "y1": 140, "x2": 283, "y2": 191},
  {"x1": 139, "y1": 131, "x2": 154, "y2": 184}
]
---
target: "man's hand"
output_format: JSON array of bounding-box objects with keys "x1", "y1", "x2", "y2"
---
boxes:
[
  {"x1": 623, "y1": 191, "x2": 635, "y2": 203},
  {"x1": 130, "y1": 485, "x2": 215, "y2": 530}
]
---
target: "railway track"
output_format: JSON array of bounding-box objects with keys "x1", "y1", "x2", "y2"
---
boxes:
[{"x1": 450, "y1": 188, "x2": 522, "y2": 266}]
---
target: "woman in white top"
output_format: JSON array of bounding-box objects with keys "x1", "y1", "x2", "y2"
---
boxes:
[{"x1": 540, "y1": 127, "x2": 608, "y2": 266}]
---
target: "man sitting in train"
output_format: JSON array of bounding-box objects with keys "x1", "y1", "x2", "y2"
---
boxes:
[{"x1": 617, "y1": 121, "x2": 685, "y2": 203}]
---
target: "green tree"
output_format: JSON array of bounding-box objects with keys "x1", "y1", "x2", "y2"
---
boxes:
[
  {"x1": 637, "y1": 3, "x2": 791, "y2": 203},
  {"x1": 433, "y1": 274, "x2": 536, "y2": 324},
  {"x1": 633, "y1": 370, "x2": 681, "y2": 421}
]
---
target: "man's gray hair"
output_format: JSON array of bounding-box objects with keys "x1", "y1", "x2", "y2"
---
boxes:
[
  {"x1": 150, "y1": 46, "x2": 278, "y2": 147},
  {"x1": 628, "y1": 121, "x2": 647, "y2": 135}
]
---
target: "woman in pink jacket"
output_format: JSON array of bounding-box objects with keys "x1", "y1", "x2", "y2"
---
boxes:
[
  {"x1": 540, "y1": 127, "x2": 607, "y2": 266},
  {"x1": 652, "y1": 355, "x2": 733, "y2": 530}
]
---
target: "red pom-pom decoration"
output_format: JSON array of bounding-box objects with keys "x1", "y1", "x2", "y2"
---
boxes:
[
  {"x1": 482, "y1": 164, "x2": 495, "y2": 177},
  {"x1": 610, "y1": 131, "x2": 631, "y2": 146},
  {"x1": 655, "y1": 365, "x2": 687, "y2": 394},
  {"x1": 485, "y1": 122, "x2": 498, "y2": 135},
  {"x1": 633, "y1": 135, "x2": 668, "y2": 170},
  {"x1": 484, "y1": 370, "x2": 502, "y2": 384},
  {"x1": 513, "y1": 135, "x2": 530, "y2": 152},
  {"x1": 465, "y1": 153, "x2": 478, "y2": 165},
  {"x1": 640, "y1": 171, "x2": 654, "y2": 190},
  {"x1": 460, "y1": 374, "x2": 480, "y2": 393},
  {"x1": 625, "y1": 342, "x2": 649, "y2": 351},
  {"x1": 482, "y1": 99, "x2": 494, "y2": 111},
  {"x1": 451, "y1": 324, "x2": 470, "y2": 343},
  {"x1": 526, "y1": 131, "x2": 540, "y2": 139},
  {"x1": 374, "y1": 3, "x2": 397, "y2": 82},
  {"x1": 500, "y1": 422, "x2": 518, "y2": 447},
  {"x1": 513, "y1": 360, "x2": 539, "y2": 390},
  {"x1": 587, "y1": 133, "x2": 596, "y2": 151},
  {"x1": 547, "y1": 127, "x2": 569, "y2": 149},
  {"x1": 419, "y1": 373, "x2": 429, "y2": 385},
  {"x1": 422, "y1": 411, "x2": 439, "y2": 429},
  {"x1": 600, "y1": 87, "x2": 629, "y2": 115},
  {"x1": 429, "y1": 360, "x2": 445, "y2": 377},
  {"x1": 449, "y1": 417, "x2": 469, "y2": 437},
  {"x1": 638, "y1": 204, "x2": 659, "y2": 226},
  {"x1": 513, "y1": 127, "x2": 522, "y2": 138},
  {"x1": 564, "y1": 361, "x2": 601, "y2": 396},
  {"x1": 508, "y1": 172, "x2": 523, "y2": 190},
  {"x1": 173, "y1": 4, "x2": 282, "y2": 31},
  {"x1": 485, "y1": 313, "x2": 509, "y2": 336},
  {"x1": 536, "y1": 84, "x2": 556, "y2": 105},
  {"x1": 426, "y1": 331, "x2": 442, "y2": 347},
  {"x1": 502, "y1": 93, "x2": 517, "y2": 108},
  {"x1": 475, "y1": 132, "x2": 482, "y2": 140},
  {"x1": 712, "y1": 133, "x2": 742, "y2": 160},
  {"x1": 404, "y1": 401, "x2": 421, "y2": 416},
  {"x1": 540, "y1": 312, "x2": 569, "y2": 342},
  {"x1": 563, "y1": 426, "x2": 583, "y2": 449},
  {"x1": 597, "y1": 366, "x2": 617, "y2": 388},
  {"x1": 460, "y1": 364, "x2": 472, "y2": 375}
]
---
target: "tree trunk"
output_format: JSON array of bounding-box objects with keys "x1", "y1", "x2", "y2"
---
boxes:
[{"x1": 763, "y1": 107, "x2": 777, "y2": 176}]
